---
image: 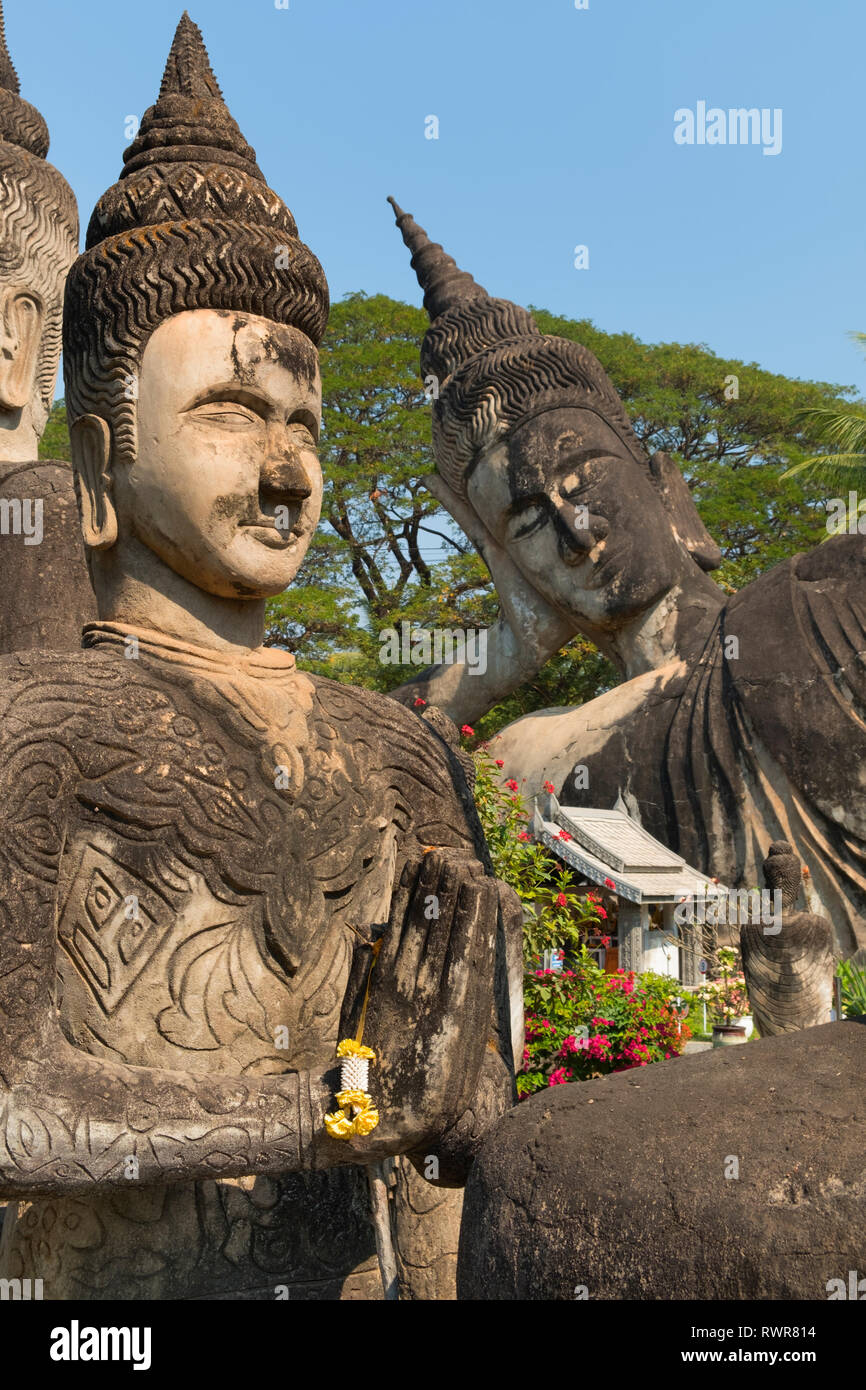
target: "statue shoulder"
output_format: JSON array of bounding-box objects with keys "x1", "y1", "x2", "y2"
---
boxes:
[
  {"x1": 0, "y1": 646, "x2": 118, "y2": 720},
  {"x1": 306, "y1": 673, "x2": 457, "y2": 762},
  {"x1": 794, "y1": 531, "x2": 866, "y2": 584},
  {"x1": 305, "y1": 673, "x2": 480, "y2": 847}
]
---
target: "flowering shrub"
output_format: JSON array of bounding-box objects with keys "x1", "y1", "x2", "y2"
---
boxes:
[
  {"x1": 520, "y1": 966, "x2": 691, "y2": 1095},
  {"x1": 469, "y1": 740, "x2": 692, "y2": 1097},
  {"x1": 693, "y1": 946, "x2": 750, "y2": 1023},
  {"x1": 471, "y1": 747, "x2": 601, "y2": 967}
]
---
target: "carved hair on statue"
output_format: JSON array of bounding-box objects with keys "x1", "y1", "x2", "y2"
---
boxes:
[
  {"x1": 388, "y1": 197, "x2": 721, "y2": 573},
  {"x1": 0, "y1": 0, "x2": 79, "y2": 433},
  {"x1": 63, "y1": 11, "x2": 330, "y2": 466}
]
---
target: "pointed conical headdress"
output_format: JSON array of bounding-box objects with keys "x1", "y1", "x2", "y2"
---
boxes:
[
  {"x1": 0, "y1": 0, "x2": 78, "y2": 429},
  {"x1": 0, "y1": 0, "x2": 48, "y2": 156},
  {"x1": 65, "y1": 13, "x2": 328, "y2": 457},
  {"x1": 389, "y1": 198, "x2": 650, "y2": 500},
  {"x1": 388, "y1": 199, "x2": 722, "y2": 572}
]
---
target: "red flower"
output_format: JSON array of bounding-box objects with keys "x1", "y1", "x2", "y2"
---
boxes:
[
  {"x1": 604, "y1": 877, "x2": 616, "y2": 889},
  {"x1": 413, "y1": 697, "x2": 427, "y2": 708},
  {"x1": 557, "y1": 829, "x2": 572, "y2": 842},
  {"x1": 517, "y1": 831, "x2": 530, "y2": 841},
  {"x1": 505, "y1": 779, "x2": 518, "y2": 791},
  {"x1": 461, "y1": 724, "x2": 474, "y2": 736},
  {"x1": 600, "y1": 935, "x2": 610, "y2": 948},
  {"x1": 543, "y1": 780, "x2": 556, "y2": 794},
  {"x1": 556, "y1": 892, "x2": 567, "y2": 907},
  {"x1": 548, "y1": 1067, "x2": 572, "y2": 1086},
  {"x1": 494, "y1": 759, "x2": 504, "y2": 768},
  {"x1": 596, "y1": 906, "x2": 608, "y2": 919}
]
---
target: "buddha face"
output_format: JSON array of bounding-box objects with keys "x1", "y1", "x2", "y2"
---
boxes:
[
  {"x1": 466, "y1": 407, "x2": 687, "y2": 630},
  {"x1": 104, "y1": 308, "x2": 323, "y2": 600}
]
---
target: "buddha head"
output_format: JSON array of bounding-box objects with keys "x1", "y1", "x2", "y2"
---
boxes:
[
  {"x1": 0, "y1": 2, "x2": 78, "y2": 454},
  {"x1": 389, "y1": 199, "x2": 721, "y2": 638},
  {"x1": 63, "y1": 13, "x2": 329, "y2": 605}
]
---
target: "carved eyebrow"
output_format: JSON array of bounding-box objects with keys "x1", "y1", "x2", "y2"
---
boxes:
[
  {"x1": 506, "y1": 490, "x2": 548, "y2": 518},
  {"x1": 288, "y1": 407, "x2": 320, "y2": 441},
  {"x1": 557, "y1": 446, "x2": 619, "y2": 470},
  {"x1": 183, "y1": 386, "x2": 273, "y2": 417}
]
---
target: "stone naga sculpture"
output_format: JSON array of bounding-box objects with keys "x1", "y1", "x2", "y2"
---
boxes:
[
  {"x1": 741, "y1": 841, "x2": 837, "y2": 1035},
  {"x1": 0, "y1": 13, "x2": 519, "y2": 1300},
  {"x1": 0, "y1": 0, "x2": 94, "y2": 651},
  {"x1": 389, "y1": 203, "x2": 866, "y2": 955}
]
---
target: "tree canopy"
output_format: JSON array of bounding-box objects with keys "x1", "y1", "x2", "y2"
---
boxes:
[{"x1": 42, "y1": 292, "x2": 857, "y2": 735}]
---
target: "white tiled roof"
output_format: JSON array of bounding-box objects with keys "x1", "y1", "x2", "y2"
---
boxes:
[{"x1": 533, "y1": 802, "x2": 728, "y2": 905}]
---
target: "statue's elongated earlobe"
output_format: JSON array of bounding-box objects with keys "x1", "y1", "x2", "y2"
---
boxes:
[
  {"x1": 648, "y1": 449, "x2": 722, "y2": 572},
  {"x1": 70, "y1": 415, "x2": 117, "y2": 550}
]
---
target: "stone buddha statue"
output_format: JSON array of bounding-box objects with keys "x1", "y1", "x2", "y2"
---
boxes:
[
  {"x1": 0, "y1": 14, "x2": 517, "y2": 1300},
  {"x1": 0, "y1": 0, "x2": 94, "y2": 652},
  {"x1": 741, "y1": 841, "x2": 838, "y2": 1035},
  {"x1": 389, "y1": 203, "x2": 866, "y2": 955}
]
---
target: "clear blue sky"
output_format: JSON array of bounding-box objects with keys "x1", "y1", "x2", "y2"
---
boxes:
[{"x1": 9, "y1": 0, "x2": 866, "y2": 393}]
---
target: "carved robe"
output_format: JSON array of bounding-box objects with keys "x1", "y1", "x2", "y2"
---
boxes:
[
  {"x1": 0, "y1": 624, "x2": 510, "y2": 1299},
  {"x1": 498, "y1": 535, "x2": 866, "y2": 951}
]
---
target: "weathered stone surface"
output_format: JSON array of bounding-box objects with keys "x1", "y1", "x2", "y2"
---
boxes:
[
  {"x1": 742, "y1": 841, "x2": 837, "y2": 1035},
  {"x1": 458, "y1": 1020, "x2": 866, "y2": 1300},
  {"x1": 0, "y1": 461, "x2": 93, "y2": 652},
  {"x1": 0, "y1": 1, "x2": 93, "y2": 651},
  {"x1": 387, "y1": 203, "x2": 866, "y2": 955},
  {"x1": 392, "y1": 1157, "x2": 461, "y2": 1300},
  {"x1": 0, "y1": 14, "x2": 517, "y2": 1300}
]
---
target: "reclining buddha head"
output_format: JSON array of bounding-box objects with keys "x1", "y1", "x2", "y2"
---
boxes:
[{"x1": 389, "y1": 199, "x2": 722, "y2": 637}]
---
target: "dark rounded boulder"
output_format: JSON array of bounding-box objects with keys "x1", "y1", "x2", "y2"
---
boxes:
[{"x1": 457, "y1": 1020, "x2": 866, "y2": 1300}]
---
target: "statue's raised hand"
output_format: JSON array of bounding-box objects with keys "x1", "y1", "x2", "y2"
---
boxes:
[{"x1": 339, "y1": 849, "x2": 497, "y2": 1157}]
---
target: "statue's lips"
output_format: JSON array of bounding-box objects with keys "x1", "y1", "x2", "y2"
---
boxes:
[{"x1": 241, "y1": 520, "x2": 302, "y2": 549}]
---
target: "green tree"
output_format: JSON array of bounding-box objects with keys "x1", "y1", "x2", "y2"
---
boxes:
[
  {"x1": 780, "y1": 331, "x2": 866, "y2": 535},
  {"x1": 39, "y1": 399, "x2": 71, "y2": 461},
  {"x1": 41, "y1": 297, "x2": 857, "y2": 734}
]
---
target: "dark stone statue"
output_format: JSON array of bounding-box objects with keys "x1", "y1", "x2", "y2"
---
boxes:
[
  {"x1": 741, "y1": 841, "x2": 837, "y2": 1035},
  {"x1": 0, "y1": 0, "x2": 94, "y2": 652},
  {"x1": 0, "y1": 14, "x2": 518, "y2": 1300},
  {"x1": 457, "y1": 1017, "x2": 866, "y2": 1299},
  {"x1": 388, "y1": 202, "x2": 866, "y2": 956}
]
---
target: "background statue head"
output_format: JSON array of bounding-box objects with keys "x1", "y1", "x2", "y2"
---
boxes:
[
  {"x1": 64, "y1": 12, "x2": 330, "y2": 614},
  {"x1": 390, "y1": 199, "x2": 722, "y2": 632},
  {"x1": 0, "y1": 0, "x2": 78, "y2": 458}
]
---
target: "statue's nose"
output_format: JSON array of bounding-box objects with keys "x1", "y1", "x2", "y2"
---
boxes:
[
  {"x1": 552, "y1": 497, "x2": 608, "y2": 565},
  {"x1": 260, "y1": 448, "x2": 313, "y2": 502}
]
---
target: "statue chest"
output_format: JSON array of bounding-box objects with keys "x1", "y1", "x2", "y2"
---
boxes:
[{"x1": 53, "y1": 678, "x2": 402, "y2": 1074}]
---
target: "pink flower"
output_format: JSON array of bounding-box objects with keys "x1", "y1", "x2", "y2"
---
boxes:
[
  {"x1": 413, "y1": 697, "x2": 427, "y2": 708},
  {"x1": 548, "y1": 1067, "x2": 572, "y2": 1086},
  {"x1": 517, "y1": 831, "x2": 530, "y2": 841},
  {"x1": 461, "y1": 724, "x2": 474, "y2": 736},
  {"x1": 494, "y1": 759, "x2": 504, "y2": 768}
]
